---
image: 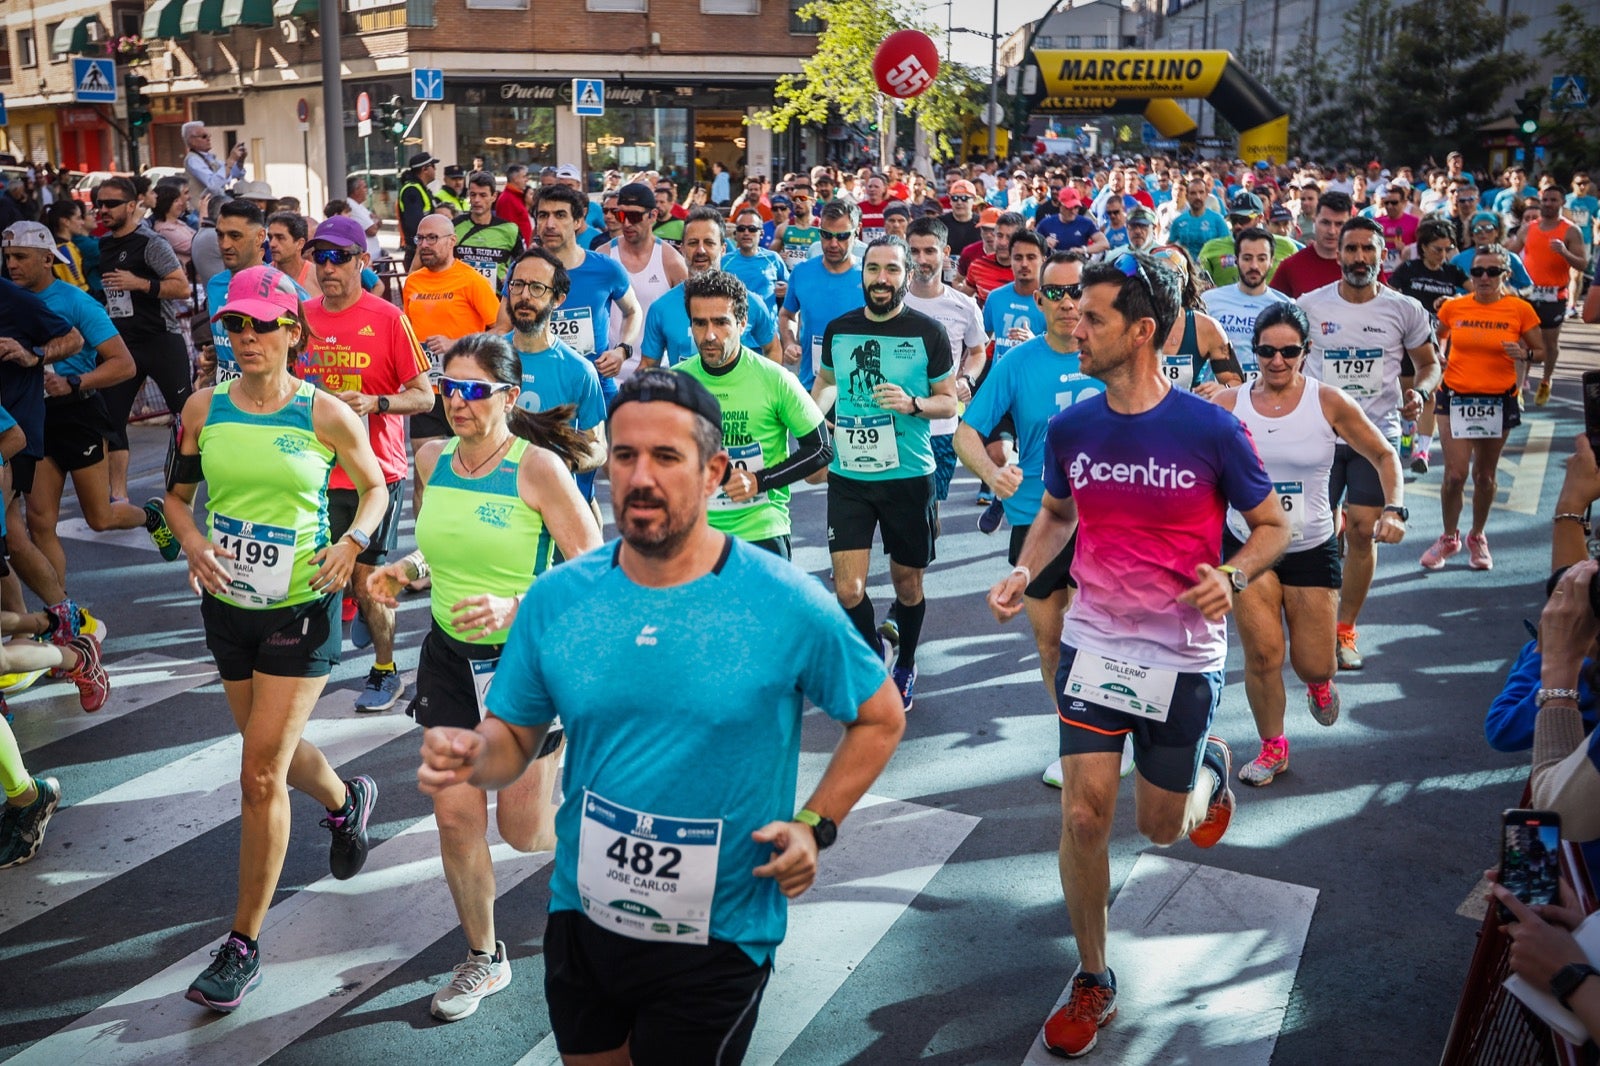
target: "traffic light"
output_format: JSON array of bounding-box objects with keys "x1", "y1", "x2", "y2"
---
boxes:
[
  {"x1": 1515, "y1": 89, "x2": 1543, "y2": 139},
  {"x1": 125, "y1": 72, "x2": 151, "y2": 137},
  {"x1": 382, "y1": 96, "x2": 406, "y2": 144}
]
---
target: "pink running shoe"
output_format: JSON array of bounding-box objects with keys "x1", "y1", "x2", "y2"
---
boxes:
[
  {"x1": 1466, "y1": 532, "x2": 1492, "y2": 570},
  {"x1": 1419, "y1": 532, "x2": 1461, "y2": 571}
]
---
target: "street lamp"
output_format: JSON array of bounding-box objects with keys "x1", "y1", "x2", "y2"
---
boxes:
[{"x1": 950, "y1": 19, "x2": 1005, "y2": 161}]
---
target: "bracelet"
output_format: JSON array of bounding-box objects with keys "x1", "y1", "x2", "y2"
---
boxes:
[
  {"x1": 1536, "y1": 687, "x2": 1581, "y2": 708},
  {"x1": 1553, "y1": 512, "x2": 1591, "y2": 532},
  {"x1": 400, "y1": 549, "x2": 429, "y2": 582},
  {"x1": 1010, "y1": 564, "x2": 1032, "y2": 584},
  {"x1": 149, "y1": 278, "x2": 160, "y2": 297}
]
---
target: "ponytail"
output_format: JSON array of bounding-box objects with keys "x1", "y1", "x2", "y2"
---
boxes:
[{"x1": 507, "y1": 402, "x2": 590, "y2": 470}]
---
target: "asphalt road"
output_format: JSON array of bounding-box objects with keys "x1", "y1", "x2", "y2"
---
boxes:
[{"x1": 2, "y1": 320, "x2": 1597, "y2": 1065}]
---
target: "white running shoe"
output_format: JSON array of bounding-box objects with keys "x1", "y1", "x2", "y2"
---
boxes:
[{"x1": 430, "y1": 942, "x2": 511, "y2": 1021}]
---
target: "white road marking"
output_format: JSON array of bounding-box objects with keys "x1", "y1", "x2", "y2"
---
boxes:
[{"x1": 10, "y1": 653, "x2": 217, "y2": 754}]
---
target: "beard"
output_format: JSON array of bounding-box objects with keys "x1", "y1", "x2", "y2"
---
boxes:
[
  {"x1": 866, "y1": 280, "x2": 907, "y2": 313},
  {"x1": 617, "y1": 489, "x2": 697, "y2": 558},
  {"x1": 1342, "y1": 261, "x2": 1376, "y2": 288},
  {"x1": 511, "y1": 302, "x2": 552, "y2": 335}
]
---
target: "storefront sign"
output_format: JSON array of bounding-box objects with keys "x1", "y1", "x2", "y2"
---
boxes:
[
  {"x1": 448, "y1": 79, "x2": 773, "y2": 111},
  {"x1": 59, "y1": 107, "x2": 105, "y2": 131}
]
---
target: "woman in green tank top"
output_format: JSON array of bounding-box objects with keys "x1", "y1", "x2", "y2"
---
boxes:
[
  {"x1": 367, "y1": 333, "x2": 601, "y2": 1019},
  {"x1": 160, "y1": 265, "x2": 391, "y2": 1013}
]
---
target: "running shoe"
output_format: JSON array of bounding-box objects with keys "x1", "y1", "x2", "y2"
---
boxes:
[
  {"x1": 0, "y1": 668, "x2": 47, "y2": 695},
  {"x1": 322, "y1": 775, "x2": 377, "y2": 880},
  {"x1": 1467, "y1": 532, "x2": 1493, "y2": 571},
  {"x1": 1419, "y1": 531, "x2": 1461, "y2": 571},
  {"x1": 44, "y1": 599, "x2": 81, "y2": 646},
  {"x1": 1041, "y1": 968, "x2": 1118, "y2": 1058},
  {"x1": 1535, "y1": 379, "x2": 1552, "y2": 407},
  {"x1": 975, "y1": 488, "x2": 994, "y2": 506},
  {"x1": 978, "y1": 496, "x2": 1006, "y2": 534},
  {"x1": 67, "y1": 635, "x2": 109, "y2": 713},
  {"x1": 78, "y1": 610, "x2": 107, "y2": 647},
  {"x1": 430, "y1": 941, "x2": 512, "y2": 1021},
  {"x1": 353, "y1": 667, "x2": 404, "y2": 713},
  {"x1": 892, "y1": 664, "x2": 917, "y2": 712},
  {"x1": 1238, "y1": 735, "x2": 1290, "y2": 787},
  {"x1": 351, "y1": 609, "x2": 373, "y2": 651},
  {"x1": 1336, "y1": 626, "x2": 1363, "y2": 671},
  {"x1": 144, "y1": 497, "x2": 180, "y2": 561},
  {"x1": 0, "y1": 776, "x2": 60, "y2": 869},
  {"x1": 877, "y1": 617, "x2": 900, "y2": 654},
  {"x1": 185, "y1": 935, "x2": 262, "y2": 1012},
  {"x1": 1043, "y1": 757, "x2": 1064, "y2": 788},
  {"x1": 1307, "y1": 680, "x2": 1340, "y2": 726},
  {"x1": 1187, "y1": 736, "x2": 1234, "y2": 848},
  {"x1": 1410, "y1": 451, "x2": 1430, "y2": 476}
]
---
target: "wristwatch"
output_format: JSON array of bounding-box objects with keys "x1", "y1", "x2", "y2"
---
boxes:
[
  {"x1": 1216, "y1": 564, "x2": 1248, "y2": 593},
  {"x1": 616, "y1": 341, "x2": 634, "y2": 360},
  {"x1": 793, "y1": 808, "x2": 836, "y2": 850},
  {"x1": 65, "y1": 374, "x2": 81, "y2": 394},
  {"x1": 376, "y1": 395, "x2": 390, "y2": 414},
  {"x1": 344, "y1": 528, "x2": 372, "y2": 551},
  {"x1": 1550, "y1": 962, "x2": 1598, "y2": 1009},
  {"x1": 909, "y1": 395, "x2": 923, "y2": 417},
  {"x1": 1382, "y1": 504, "x2": 1409, "y2": 522}
]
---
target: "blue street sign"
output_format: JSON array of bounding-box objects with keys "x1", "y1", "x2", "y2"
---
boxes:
[
  {"x1": 71, "y1": 58, "x2": 117, "y2": 104},
  {"x1": 572, "y1": 78, "x2": 605, "y2": 118},
  {"x1": 0, "y1": 93, "x2": 9, "y2": 128},
  {"x1": 1550, "y1": 75, "x2": 1590, "y2": 112},
  {"x1": 411, "y1": 67, "x2": 444, "y2": 103}
]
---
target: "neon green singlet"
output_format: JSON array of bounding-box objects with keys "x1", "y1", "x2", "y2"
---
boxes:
[
  {"x1": 415, "y1": 436, "x2": 558, "y2": 644},
  {"x1": 198, "y1": 378, "x2": 335, "y2": 610}
]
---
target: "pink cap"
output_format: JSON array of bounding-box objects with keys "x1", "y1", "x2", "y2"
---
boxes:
[
  {"x1": 211, "y1": 265, "x2": 301, "y2": 324},
  {"x1": 1057, "y1": 186, "x2": 1083, "y2": 207}
]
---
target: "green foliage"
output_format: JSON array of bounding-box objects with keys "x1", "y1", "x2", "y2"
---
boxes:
[
  {"x1": 750, "y1": 0, "x2": 984, "y2": 161},
  {"x1": 1538, "y1": 2, "x2": 1600, "y2": 175}
]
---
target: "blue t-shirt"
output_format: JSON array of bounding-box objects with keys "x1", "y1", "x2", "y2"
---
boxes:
[
  {"x1": 0, "y1": 401, "x2": 12, "y2": 532},
  {"x1": 208, "y1": 269, "x2": 310, "y2": 380},
  {"x1": 981, "y1": 282, "x2": 1046, "y2": 361},
  {"x1": 1489, "y1": 185, "x2": 1537, "y2": 214},
  {"x1": 489, "y1": 537, "x2": 888, "y2": 965},
  {"x1": 961, "y1": 335, "x2": 1104, "y2": 525},
  {"x1": 722, "y1": 249, "x2": 789, "y2": 316},
  {"x1": 1450, "y1": 248, "x2": 1532, "y2": 291},
  {"x1": 556, "y1": 250, "x2": 633, "y2": 401},
  {"x1": 1199, "y1": 284, "x2": 1294, "y2": 376},
  {"x1": 509, "y1": 333, "x2": 605, "y2": 500},
  {"x1": 1565, "y1": 194, "x2": 1599, "y2": 232},
  {"x1": 38, "y1": 279, "x2": 119, "y2": 378},
  {"x1": 1168, "y1": 210, "x2": 1231, "y2": 260},
  {"x1": 782, "y1": 258, "x2": 864, "y2": 390},
  {"x1": 0, "y1": 278, "x2": 76, "y2": 458},
  {"x1": 641, "y1": 283, "x2": 776, "y2": 368},
  {"x1": 1035, "y1": 213, "x2": 1100, "y2": 252}
]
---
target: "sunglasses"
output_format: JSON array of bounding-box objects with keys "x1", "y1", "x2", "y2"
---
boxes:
[
  {"x1": 440, "y1": 376, "x2": 514, "y2": 401},
  {"x1": 1255, "y1": 343, "x2": 1306, "y2": 362},
  {"x1": 1039, "y1": 283, "x2": 1083, "y2": 302},
  {"x1": 220, "y1": 313, "x2": 293, "y2": 335},
  {"x1": 1470, "y1": 265, "x2": 1506, "y2": 277},
  {"x1": 733, "y1": 225, "x2": 763, "y2": 234},
  {"x1": 819, "y1": 230, "x2": 854, "y2": 242},
  {"x1": 94, "y1": 199, "x2": 130, "y2": 210},
  {"x1": 949, "y1": 195, "x2": 973, "y2": 203},
  {"x1": 1110, "y1": 251, "x2": 1155, "y2": 302},
  {"x1": 1383, "y1": 200, "x2": 1401, "y2": 207},
  {"x1": 311, "y1": 248, "x2": 359, "y2": 266},
  {"x1": 1471, "y1": 224, "x2": 1498, "y2": 234},
  {"x1": 506, "y1": 279, "x2": 554, "y2": 298},
  {"x1": 613, "y1": 209, "x2": 649, "y2": 223}
]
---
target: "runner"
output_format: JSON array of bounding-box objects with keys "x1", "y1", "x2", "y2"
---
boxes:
[
  {"x1": 724, "y1": 206, "x2": 790, "y2": 318},
  {"x1": 673, "y1": 270, "x2": 828, "y2": 557},
  {"x1": 203, "y1": 200, "x2": 295, "y2": 387},
  {"x1": 161, "y1": 265, "x2": 388, "y2": 1012},
  {"x1": 1420, "y1": 244, "x2": 1543, "y2": 572},
  {"x1": 303, "y1": 216, "x2": 435, "y2": 713},
  {"x1": 1270, "y1": 190, "x2": 1355, "y2": 297},
  {"x1": 640, "y1": 208, "x2": 781, "y2": 370},
  {"x1": 1198, "y1": 192, "x2": 1295, "y2": 288},
  {"x1": 1035, "y1": 187, "x2": 1109, "y2": 256},
  {"x1": 598, "y1": 183, "x2": 686, "y2": 381},
  {"x1": 779, "y1": 199, "x2": 864, "y2": 390},
  {"x1": 1218, "y1": 302, "x2": 1407, "y2": 786},
  {"x1": 452, "y1": 171, "x2": 525, "y2": 288},
  {"x1": 494, "y1": 164, "x2": 534, "y2": 246},
  {"x1": 1199, "y1": 226, "x2": 1293, "y2": 382},
  {"x1": 987, "y1": 250, "x2": 1290, "y2": 1059},
  {"x1": 775, "y1": 180, "x2": 821, "y2": 270},
  {"x1": 1300, "y1": 217, "x2": 1439, "y2": 669},
  {"x1": 366, "y1": 333, "x2": 601, "y2": 1022},
  {"x1": 1166, "y1": 177, "x2": 1230, "y2": 261},
  {"x1": 982, "y1": 229, "x2": 1047, "y2": 365},
  {"x1": 266, "y1": 212, "x2": 319, "y2": 297},
  {"x1": 1505, "y1": 186, "x2": 1588, "y2": 406},
  {"x1": 1152, "y1": 244, "x2": 1241, "y2": 397},
  {"x1": 1389, "y1": 218, "x2": 1466, "y2": 475},
  {"x1": 814, "y1": 237, "x2": 956, "y2": 710},
  {"x1": 1376, "y1": 186, "x2": 1419, "y2": 275},
  {"x1": 938, "y1": 179, "x2": 984, "y2": 269}
]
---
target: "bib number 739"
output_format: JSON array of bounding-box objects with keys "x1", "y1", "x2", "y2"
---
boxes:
[{"x1": 604, "y1": 836, "x2": 682, "y2": 880}]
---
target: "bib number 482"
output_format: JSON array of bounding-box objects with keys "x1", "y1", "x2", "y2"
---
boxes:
[{"x1": 605, "y1": 836, "x2": 682, "y2": 880}]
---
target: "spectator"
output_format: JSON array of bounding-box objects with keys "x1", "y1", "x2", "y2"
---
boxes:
[
  {"x1": 711, "y1": 160, "x2": 731, "y2": 206},
  {"x1": 181, "y1": 120, "x2": 245, "y2": 203},
  {"x1": 43, "y1": 201, "x2": 88, "y2": 292},
  {"x1": 152, "y1": 183, "x2": 194, "y2": 270},
  {"x1": 495, "y1": 164, "x2": 534, "y2": 244},
  {"x1": 346, "y1": 176, "x2": 384, "y2": 261},
  {"x1": 398, "y1": 151, "x2": 439, "y2": 269}
]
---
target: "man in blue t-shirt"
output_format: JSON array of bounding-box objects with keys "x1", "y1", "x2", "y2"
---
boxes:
[
  {"x1": 981, "y1": 230, "x2": 1048, "y2": 363},
  {"x1": 205, "y1": 199, "x2": 308, "y2": 383},
  {"x1": 780, "y1": 200, "x2": 865, "y2": 390},
  {"x1": 722, "y1": 206, "x2": 789, "y2": 318},
  {"x1": 1035, "y1": 187, "x2": 1108, "y2": 256},
  {"x1": 534, "y1": 184, "x2": 640, "y2": 402},
  {"x1": 417, "y1": 368, "x2": 902, "y2": 1065},
  {"x1": 1167, "y1": 178, "x2": 1232, "y2": 261},
  {"x1": 642, "y1": 209, "x2": 780, "y2": 369}
]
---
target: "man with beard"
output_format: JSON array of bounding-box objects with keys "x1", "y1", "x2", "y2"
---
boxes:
[
  {"x1": 781, "y1": 199, "x2": 865, "y2": 390},
  {"x1": 302, "y1": 215, "x2": 435, "y2": 713},
  {"x1": 1200, "y1": 227, "x2": 1293, "y2": 382},
  {"x1": 417, "y1": 366, "x2": 902, "y2": 1066},
  {"x1": 1505, "y1": 185, "x2": 1588, "y2": 406},
  {"x1": 724, "y1": 205, "x2": 789, "y2": 317},
  {"x1": 503, "y1": 249, "x2": 608, "y2": 509},
  {"x1": 672, "y1": 270, "x2": 829, "y2": 558},
  {"x1": 642, "y1": 208, "x2": 780, "y2": 370},
  {"x1": 598, "y1": 183, "x2": 687, "y2": 380},
  {"x1": 813, "y1": 237, "x2": 958, "y2": 712},
  {"x1": 1299, "y1": 217, "x2": 1439, "y2": 671},
  {"x1": 1167, "y1": 177, "x2": 1231, "y2": 261},
  {"x1": 534, "y1": 184, "x2": 640, "y2": 404}
]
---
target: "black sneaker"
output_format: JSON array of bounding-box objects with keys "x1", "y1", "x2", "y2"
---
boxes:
[
  {"x1": 0, "y1": 776, "x2": 60, "y2": 868},
  {"x1": 185, "y1": 935, "x2": 262, "y2": 1012},
  {"x1": 322, "y1": 775, "x2": 377, "y2": 880}
]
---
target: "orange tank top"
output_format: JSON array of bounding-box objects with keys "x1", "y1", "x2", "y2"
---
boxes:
[{"x1": 1521, "y1": 221, "x2": 1572, "y2": 292}]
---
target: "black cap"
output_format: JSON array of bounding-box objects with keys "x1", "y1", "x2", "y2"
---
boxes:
[
  {"x1": 1227, "y1": 191, "x2": 1263, "y2": 216},
  {"x1": 443, "y1": 164, "x2": 465, "y2": 179},
  {"x1": 608, "y1": 368, "x2": 722, "y2": 429},
  {"x1": 616, "y1": 183, "x2": 657, "y2": 211},
  {"x1": 883, "y1": 201, "x2": 910, "y2": 218},
  {"x1": 407, "y1": 151, "x2": 440, "y2": 170}
]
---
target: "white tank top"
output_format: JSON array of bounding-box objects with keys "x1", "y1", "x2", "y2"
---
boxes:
[
  {"x1": 1225, "y1": 376, "x2": 1337, "y2": 552},
  {"x1": 604, "y1": 238, "x2": 672, "y2": 380}
]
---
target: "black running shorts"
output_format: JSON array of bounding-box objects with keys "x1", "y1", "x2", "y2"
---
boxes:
[
  {"x1": 408, "y1": 622, "x2": 564, "y2": 756},
  {"x1": 327, "y1": 482, "x2": 404, "y2": 566},
  {"x1": 201, "y1": 592, "x2": 341, "y2": 681},
  {"x1": 825, "y1": 472, "x2": 936, "y2": 569}
]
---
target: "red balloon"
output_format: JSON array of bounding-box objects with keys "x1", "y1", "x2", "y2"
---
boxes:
[{"x1": 873, "y1": 30, "x2": 940, "y2": 99}]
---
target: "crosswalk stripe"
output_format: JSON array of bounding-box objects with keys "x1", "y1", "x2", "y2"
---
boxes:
[
  {"x1": 0, "y1": 684, "x2": 416, "y2": 937},
  {"x1": 514, "y1": 794, "x2": 980, "y2": 1065},
  {"x1": 53, "y1": 518, "x2": 158, "y2": 551},
  {"x1": 1021, "y1": 854, "x2": 1317, "y2": 1064},
  {"x1": 8, "y1": 812, "x2": 554, "y2": 1066},
  {"x1": 10, "y1": 653, "x2": 217, "y2": 755}
]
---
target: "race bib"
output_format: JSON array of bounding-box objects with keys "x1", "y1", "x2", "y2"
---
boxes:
[
  {"x1": 835, "y1": 413, "x2": 899, "y2": 474},
  {"x1": 1530, "y1": 285, "x2": 1563, "y2": 303},
  {"x1": 211, "y1": 512, "x2": 295, "y2": 607},
  {"x1": 217, "y1": 356, "x2": 242, "y2": 384},
  {"x1": 577, "y1": 791, "x2": 720, "y2": 945},
  {"x1": 1450, "y1": 394, "x2": 1502, "y2": 439},
  {"x1": 710, "y1": 441, "x2": 767, "y2": 510},
  {"x1": 1227, "y1": 480, "x2": 1304, "y2": 544},
  {"x1": 1064, "y1": 651, "x2": 1178, "y2": 723},
  {"x1": 470, "y1": 657, "x2": 496, "y2": 720},
  {"x1": 1161, "y1": 354, "x2": 1194, "y2": 392},
  {"x1": 424, "y1": 340, "x2": 444, "y2": 388},
  {"x1": 810, "y1": 336, "x2": 822, "y2": 374},
  {"x1": 105, "y1": 288, "x2": 134, "y2": 319},
  {"x1": 1324, "y1": 348, "x2": 1384, "y2": 398},
  {"x1": 551, "y1": 308, "x2": 597, "y2": 355}
]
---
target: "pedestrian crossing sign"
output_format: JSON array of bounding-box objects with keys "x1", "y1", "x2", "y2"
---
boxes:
[
  {"x1": 72, "y1": 58, "x2": 117, "y2": 104},
  {"x1": 572, "y1": 79, "x2": 605, "y2": 118},
  {"x1": 1549, "y1": 75, "x2": 1590, "y2": 113}
]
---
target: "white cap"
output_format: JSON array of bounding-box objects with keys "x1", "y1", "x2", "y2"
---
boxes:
[{"x1": 2, "y1": 221, "x2": 69, "y2": 263}]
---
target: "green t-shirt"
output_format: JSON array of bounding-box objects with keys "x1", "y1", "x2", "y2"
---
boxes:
[
  {"x1": 675, "y1": 349, "x2": 823, "y2": 541},
  {"x1": 778, "y1": 225, "x2": 820, "y2": 269},
  {"x1": 453, "y1": 215, "x2": 524, "y2": 287},
  {"x1": 1198, "y1": 232, "x2": 1297, "y2": 287},
  {"x1": 822, "y1": 306, "x2": 954, "y2": 483}
]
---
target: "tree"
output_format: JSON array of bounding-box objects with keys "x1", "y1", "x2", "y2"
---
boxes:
[
  {"x1": 1370, "y1": 0, "x2": 1532, "y2": 165},
  {"x1": 1538, "y1": 2, "x2": 1600, "y2": 175},
  {"x1": 750, "y1": 0, "x2": 984, "y2": 162}
]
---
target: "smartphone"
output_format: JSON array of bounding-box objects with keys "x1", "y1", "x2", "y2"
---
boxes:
[
  {"x1": 1581, "y1": 370, "x2": 1600, "y2": 454},
  {"x1": 1498, "y1": 809, "x2": 1562, "y2": 922}
]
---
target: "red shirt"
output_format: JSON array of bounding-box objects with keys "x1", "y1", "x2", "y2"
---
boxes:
[
  {"x1": 1269, "y1": 247, "x2": 1345, "y2": 298},
  {"x1": 302, "y1": 291, "x2": 430, "y2": 489},
  {"x1": 965, "y1": 254, "x2": 1014, "y2": 305},
  {"x1": 495, "y1": 187, "x2": 534, "y2": 243}
]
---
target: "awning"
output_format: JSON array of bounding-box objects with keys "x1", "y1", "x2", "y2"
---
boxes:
[
  {"x1": 179, "y1": 0, "x2": 226, "y2": 35},
  {"x1": 143, "y1": 0, "x2": 189, "y2": 39},
  {"x1": 272, "y1": 0, "x2": 319, "y2": 16},
  {"x1": 221, "y1": 0, "x2": 275, "y2": 28},
  {"x1": 51, "y1": 16, "x2": 101, "y2": 57}
]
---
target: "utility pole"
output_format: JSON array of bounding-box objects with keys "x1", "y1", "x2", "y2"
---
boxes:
[{"x1": 320, "y1": 0, "x2": 345, "y2": 207}]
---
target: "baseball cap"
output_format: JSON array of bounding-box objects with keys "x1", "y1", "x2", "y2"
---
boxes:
[
  {"x1": 305, "y1": 215, "x2": 369, "y2": 252},
  {"x1": 948, "y1": 179, "x2": 978, "y2": 198},
  {"x1": 2, "y1": 221, "x2": 69, "y2": 262},
  {"x1": 883, "y1": 201, "x2": 910, "y2": 218},
  {"x1": 210, "y1": 265, "x2": 302, "y2": 324},
  {"x1": 1269, "y1": 204, "x2": 1293, "y2": 222},
  {"x1": 770, "y1": 194, "x2": 792, "y2": 208},
  {"x1": 555, "y1": 164, "x2": 581, "y2": 181},
  {"x1": 608, "y1": 367, "x2": 722, "y2": 429},
  {"x1": 443, "y1": 164, "x2": 465, "y2": 179},
  {"x1": 1254, "y1": 160, "x2": 1270, "y2": 170},
  {"x1": 979, "y1": 207, "x2": 1001, "y2": 227},
  {"x1": 406, "y1": 152, "x2": 440, "y2": 170},
  {"x1": 1058, "y1": 187, "x2": 1083, "y2": 207},
  {"x1": 615, "y1": 183, "x2": 657, "y2": 211},
  {"x1": 1227, "y1": 191, "x2": 1263, "y2": 216},
  {"x1": 1127, "y1": 206, "x2": 1157, "y2": 226}
]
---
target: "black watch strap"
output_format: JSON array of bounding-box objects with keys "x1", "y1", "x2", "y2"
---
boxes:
[
  {"x1": 1552, "y1": 963, "x2": 1599, "y2": 1009},
  {"x1": 377, "y1": 395, "x2": 390, "y2": 414}
]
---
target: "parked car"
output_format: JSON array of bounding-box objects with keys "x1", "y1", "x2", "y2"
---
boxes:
[{"x1": 73, "y1": 171, "x2": 133, "y2": 205}]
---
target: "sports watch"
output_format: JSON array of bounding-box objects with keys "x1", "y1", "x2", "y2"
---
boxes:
[
  {"x1": 376, "y1": 395, "x2": 390, "y2": 414},
  {"x1": 793, "y1": 808, "x2": 836, "y2": 850},
  {"x1": 1383, "y1": 504, "x2": 1409, "y2": 522},
  {"x1": 1217, "y1": 565, "x2": 1248, "y2": 593},
  {"x1": 344, "y1": 528, "x2": 372, "y2": 551},
  {"x1": 1551, "y1": 962, "x2": 1599, "y2": 1009}
]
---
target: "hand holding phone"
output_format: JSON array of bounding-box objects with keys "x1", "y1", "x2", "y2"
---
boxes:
[{"x1": 1498, "y1": 809, "x2": 1562, "y2": 923}]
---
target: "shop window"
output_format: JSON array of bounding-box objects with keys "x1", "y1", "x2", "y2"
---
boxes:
[
  {"x1": 703, "y1": 0, "x2": 757, "y2": 12},
  {"x1": 587, "y1": 0, "x2": 647, "y2": 10},
  {"x1": 788, "y1": 0, "x2": 818, "y2": 34},
  {"x1": 458, "y1": 105, "x2": 556, "y2": 174},
  {"x1": 0, "y1": 35, "x2": 11, "y2": 83},
  {"x1": 17, "y1": 29, "x2": 34, "y2": 69}
]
